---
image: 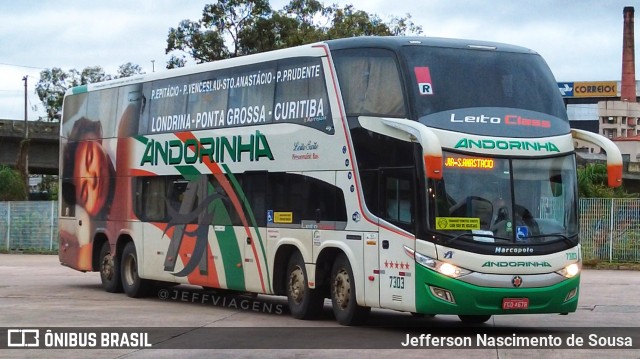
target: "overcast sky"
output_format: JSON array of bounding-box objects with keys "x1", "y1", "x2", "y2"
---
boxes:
[{"x1": 0, "y1": 0, "x2": 637, "y2": 120}]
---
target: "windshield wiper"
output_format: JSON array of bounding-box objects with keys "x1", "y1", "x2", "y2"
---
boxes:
[
  {"x1": 444, "y1": 232, "x2": 574, "y2": 245},
  {"x1": 518, "y1": 233, "x2": 573, "y2": 243},
  {"x1": 445, "y1": 232, "x2": 473, "y2": 244},
  {"x1": 445, "y1": 232, "x2": 511, "y2": 245}
]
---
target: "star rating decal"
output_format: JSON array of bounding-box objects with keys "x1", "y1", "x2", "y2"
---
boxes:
[{"x1": 383, "y1": 260, "x2": 410, "y2": 270}]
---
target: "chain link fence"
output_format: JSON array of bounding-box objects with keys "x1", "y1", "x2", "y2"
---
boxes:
[
  {"x1": 579, "y1": 198, "x2": 640, "y2": 263},
  {"x1": 0, "y1": 200, "x2": 639, "y2": 262},
  {"x1": 0, "y1": 201, "x2": 58, "y2": 252}
]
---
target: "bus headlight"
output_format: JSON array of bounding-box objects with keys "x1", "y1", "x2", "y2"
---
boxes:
[
  {"x1": 414, "y1": 251, "x2": 471, "y2": 278},
  {"x1": 556, "y1": 263, "x2": 581, "y2": 278}
]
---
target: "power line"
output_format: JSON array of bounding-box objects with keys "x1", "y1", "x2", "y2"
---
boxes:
[{"x1": 0, "y1": 62, "x2": 45, "y2": 70}]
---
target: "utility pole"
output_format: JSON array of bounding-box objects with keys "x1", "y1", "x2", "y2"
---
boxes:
[
  {"x1": 151, "y1": 60, "x2": 155, "y2": 72},
  {"x1": 14, "y1": 75, "x2": 30, "y2": 200},
  {"x1": 23, "y1": 75, "x2": 28, "y2": 138}
]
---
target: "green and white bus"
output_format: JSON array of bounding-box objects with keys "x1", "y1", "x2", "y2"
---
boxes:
[{"x1": 59, "y1": 36, "x2": 622, "y2": 325}]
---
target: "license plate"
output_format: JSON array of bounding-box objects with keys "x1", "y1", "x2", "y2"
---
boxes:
[{"x1": 502, "y1": 298, "x2": 529, "y2": 310}]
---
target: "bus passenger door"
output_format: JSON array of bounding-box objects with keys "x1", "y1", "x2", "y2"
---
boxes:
[
  {"x1": 242, "y1": 224, "x2": 268, "y2": 294},
  {"x1": 378, "y1": 168, "x2": 417, "y2": 312},
  {"x1": 238, "y1": 172, "x2": 269, "y2": 294},
  {"x1": 362, "y1": 231, "x2": 380, "y2": 308}
]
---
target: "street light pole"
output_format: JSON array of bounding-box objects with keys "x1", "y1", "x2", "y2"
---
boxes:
[{"x1": 22, "y1": 75, "x2": 29, "y2": 197}]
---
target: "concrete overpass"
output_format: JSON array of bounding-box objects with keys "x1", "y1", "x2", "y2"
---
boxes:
[{"x1": 0, "y1": 119, "x2": 59, "y2": 175}]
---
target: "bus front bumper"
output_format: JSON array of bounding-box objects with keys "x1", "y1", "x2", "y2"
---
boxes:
[{"x1": 414, "y1": 265, "x2": 580, "y2": 316}]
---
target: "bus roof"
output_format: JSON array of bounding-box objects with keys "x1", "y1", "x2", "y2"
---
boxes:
[
  {"x1": 65, "y1": 36, "x2": 536, "y2": 95},
  {"x1": 64, "y1": 41, "x2": 327, "y2": 95},
  {"x1": 324, "y1": 36, "x2": 537, "y2": 55}
]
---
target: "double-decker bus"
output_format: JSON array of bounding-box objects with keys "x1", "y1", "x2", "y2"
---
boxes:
[{"x1": 59, "y1": 36, "x2": 622, "y2": 325}]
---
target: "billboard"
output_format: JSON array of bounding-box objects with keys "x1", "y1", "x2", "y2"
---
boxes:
[{"x1": 558, "y1": 81, "x2": 618, "y2": 98}]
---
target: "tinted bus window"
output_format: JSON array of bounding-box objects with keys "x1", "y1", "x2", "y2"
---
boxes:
[
  {"x1": 275, "y1": 58, "x2": 333, "y2": 133},
  {"x1": 138, "y1": 58, "x2": 333, "y2": 135},
  {"x1": 333, "y1": 48, "x2": 406, "y2": 118},
  {"x1": 402, "y1": 46, "x2": 567, "y2": 120}
]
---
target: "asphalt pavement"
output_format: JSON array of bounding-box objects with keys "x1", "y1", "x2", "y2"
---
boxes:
[{"x1": 1, "y1": 253, "x2": 639, "y2": 358}]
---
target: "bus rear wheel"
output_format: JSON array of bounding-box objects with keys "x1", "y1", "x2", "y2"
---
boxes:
[
  {"x1": 99, "y1": 242, "x2": 122, "y2": 293},
  {"x1": 330, "y1": 254, "x2": 370, "y2": 326},
  {"x1": 286, "y1": 251, "x2": 324, "y2": 319},
  {"x1": 121, "y1": 242, "x2": 151, "y2": 298},
  {"x1": 458, "y1": 315, "x2": 492, "y2": 323}
]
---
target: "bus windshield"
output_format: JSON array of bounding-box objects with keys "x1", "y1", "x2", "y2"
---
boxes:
[
  {"x1": 402, "y1": 46, "x2": 567, "y2": 119},
  {"x1": 429, "y1": 152, "x2": 578, "y2": 245}
]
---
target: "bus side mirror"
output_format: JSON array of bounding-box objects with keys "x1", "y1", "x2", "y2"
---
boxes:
[
  {"x1": 571, "y1": 129, "x2": 623, "y2": 187},
  {"x1": 424, "y1": 155, "x2": 443, "y2": 180}
]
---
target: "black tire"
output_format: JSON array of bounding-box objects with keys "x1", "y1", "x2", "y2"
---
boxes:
[
  {"x1": 286, "y1": 251, "x2": 324, "y2": 319},
  {"x1": 99, "y1": 241, "x2": 122, "y2": 293},
  {"x1": 330, "y1": 253, "x2": 370, "y2": 326},
  {"x1": 121, "y1": 242, "x2": 151, "y2": 298},
  {"x1": 458, "y1": 315, "x2": 492, "y2": 324}
]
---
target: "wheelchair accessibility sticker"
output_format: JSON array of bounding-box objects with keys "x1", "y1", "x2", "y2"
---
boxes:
[{"x1": 516, "y1": 226, "x2": 529, "y2": 241}]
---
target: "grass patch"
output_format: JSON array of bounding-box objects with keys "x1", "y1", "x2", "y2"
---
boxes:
[
  {"x1": 0, "y1": 249, "x2": 57, "y2": 255},
  {"x1": 581, "y1": 258, "x2": 640, "y2": 270}
]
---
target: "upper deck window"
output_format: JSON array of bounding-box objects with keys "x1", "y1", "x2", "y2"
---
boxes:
[{"x1": 333, "y1": 49, "x2": 406, "y2": 118}]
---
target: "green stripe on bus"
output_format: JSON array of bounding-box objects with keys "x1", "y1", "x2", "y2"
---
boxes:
[
  {"x1": 176, "y1": 165, "x2": 246, "y2": 291},
  {"x1": 134, "y1": 135, "x2": 149, "y2": 145},
  {"x1": 71, "y1": 85, "x2": 87, "y2": 94},
  {"x1": 222, "y1": 164, "x2": 271, "y2": 292},
  {"x1": 206, "y1": 181, "x2": 246, "y2": 291}
]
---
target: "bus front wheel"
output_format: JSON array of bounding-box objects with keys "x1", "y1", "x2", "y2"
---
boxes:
[
  {"x1": 286, "y1": 251, "x2": 324, "y2": 319},
  {"x1": 121, "y1": 242, "x2": 151, "y2": 298},
  {"x1": 330, "y1": 254, "x2": 370, "y2": 326},
  {"x1": 99, "y1": 241, "x2": 122, "y2": 293}
]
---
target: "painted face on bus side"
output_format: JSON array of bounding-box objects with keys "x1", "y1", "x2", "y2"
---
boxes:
[{"x1": 73, "y1": 140, "x2": 111, "y2": 217}]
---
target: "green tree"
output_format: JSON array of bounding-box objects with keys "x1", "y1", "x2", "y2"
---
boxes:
[
  {"x1": 241, "y1": 0, "x2": 328, "y2": 52},
  {"x1": 202, "y1": 0, "x2": 273, "y2": 57},
  {"x1": 325, "y1": 4, "x2": 392, "y2": 38},
  {"x1": 34, "y1": 175, "x2": 58, "y2": 201},
  {"x1": 166, "y1": 19, "x2": 229, "y2": 67},
  {"x1": 115, "y1": 62, "x2": 145, "y2": 78},
  {"x1": 166, "y1": 0, "x2": 273, "y2": 66},
  {"x1": 80, "y1": 66, "x2": 111, "y2": 84},
  {"x1": 35, "y1": 67, "x2": 78, "y2": 122},
  {"x1": 0, "y1": 166, "x2": 27, "y2": 201},
  {"x1": 165, "y1": 0, "x2": 422, "y2": 67},
  {"x1": 387, "y1": 13, "x2": 423, "y2": 36},
  {"x1": 577, "y1": 163, "x2": 634, "y2": 198}
]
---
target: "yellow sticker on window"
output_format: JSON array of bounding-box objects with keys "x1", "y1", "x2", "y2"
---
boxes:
[
  {"x1": 274, "y1": 212, "x2": 293, "y2": 223},
  {"x1": 435, "y1": 217, "x2": 480, "y2": 230}
]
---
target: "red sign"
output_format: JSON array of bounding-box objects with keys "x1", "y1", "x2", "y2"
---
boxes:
[
  {"x1": 414, "y1": 67, "x2": 433, "y2": 95},
  {"x1": 502, "y1": 298, "x2": 529, "y2": 310}
]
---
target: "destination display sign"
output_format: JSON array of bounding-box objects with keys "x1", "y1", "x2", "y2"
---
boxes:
[{"x1": 138, "y1": 58, "x2": 333, "y2": 135}]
